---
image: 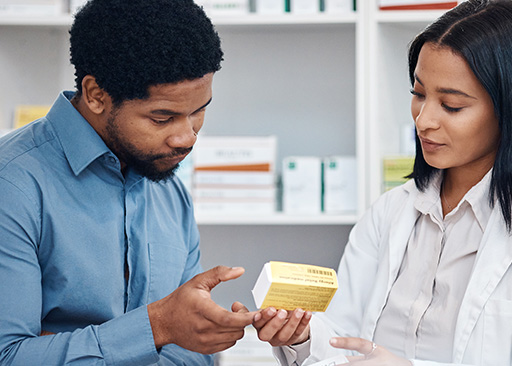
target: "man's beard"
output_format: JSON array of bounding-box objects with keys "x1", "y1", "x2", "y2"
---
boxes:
[{"x1": 105, "y1": 111, "x2": 192, "y2": 183}]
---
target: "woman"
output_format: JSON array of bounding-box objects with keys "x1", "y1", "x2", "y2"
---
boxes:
[{"x1": 242, "y1": 0, "x2": 512, "y2": 365}]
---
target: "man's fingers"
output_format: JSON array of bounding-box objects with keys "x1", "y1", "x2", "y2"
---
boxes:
[{"x1": 196, "y1": 266, "x2": 245, "y2": 291}]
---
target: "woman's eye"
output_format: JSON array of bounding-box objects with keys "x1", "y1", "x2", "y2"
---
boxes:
[
  {"x1": 410, "y1": 89, "x2": 424, "y2": 99},
  {"x1": 442, "y1": 104, "x2": 463, "y2": 113}
]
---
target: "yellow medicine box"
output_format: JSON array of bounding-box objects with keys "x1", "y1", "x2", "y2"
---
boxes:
[{"x1": 252, "y1": 261, "x2": 338, "y2": 312}]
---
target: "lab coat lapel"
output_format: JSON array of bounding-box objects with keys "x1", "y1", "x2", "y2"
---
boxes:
[
  {"x1": 386, "y1": 190, "x2": 419, "y2": 294},
  {"x1": 453, "y1": 207, "x2": 512, "y2": 362},
  {"x1": 365, "y1": 188, "x2": 419, "y2": 340}
]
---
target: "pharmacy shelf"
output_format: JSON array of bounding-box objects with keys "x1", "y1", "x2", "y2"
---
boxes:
[
  {"x1": 0, "y1": 12, "x2": 357, "y2": 27},
  {"x1": 195, "y1": 212, "x2": 358, "y2": 225},
  {"x1": 212, "y1": 12, "x2": 357, "y2": 25},
  {"x1": 375, "y1": 10, "x2": 447, "y2": 23}
]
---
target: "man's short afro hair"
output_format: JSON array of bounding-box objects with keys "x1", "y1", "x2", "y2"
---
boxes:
[{"x1": 69, "y1": 0, "x2": 223, "y2": 104}]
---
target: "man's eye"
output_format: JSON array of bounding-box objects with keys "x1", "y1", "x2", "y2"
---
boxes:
[{"x1": 151, "y1": 117, "x2": 174, "y2": 124}]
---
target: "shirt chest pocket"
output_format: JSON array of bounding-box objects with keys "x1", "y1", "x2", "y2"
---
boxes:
[
  {"x1": 482, "y1": 298, "x2": 512, "y2": 366},
  {"x1": 148, "y1": 242, "x2": 188, "y2": 302}
]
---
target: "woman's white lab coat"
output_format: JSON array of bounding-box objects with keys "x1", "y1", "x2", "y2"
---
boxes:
[{"x1": 297, "y1": 180, "x2": 512, "y2": 366}]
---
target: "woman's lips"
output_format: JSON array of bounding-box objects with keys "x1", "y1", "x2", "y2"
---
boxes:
[{"x1": 419, "y1": 137, "x2": 445, "y2": 153}]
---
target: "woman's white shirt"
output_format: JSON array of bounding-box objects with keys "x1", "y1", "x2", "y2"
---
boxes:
[{"x1": 373, "y1": 170, "x2": 491, "y2": 361}]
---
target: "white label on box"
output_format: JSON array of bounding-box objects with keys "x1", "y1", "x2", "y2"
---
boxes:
[
  {"x1": 256, "y1": 0, "x2": 285, "y2": 14},
  {"x1": 194, "y1": 187, "x2": 275, "y2": 200},
  {"x1": 194, "y1": 135, "x2": 277, "y2": 171},
  {"x1": 324, "y1": 0, "x2": 352, "y2": 13},
  {"x1": 283, "y1": 156, "x2": 322, "y2": 214},
  {"x1": 290, "y1": 0, "x2": 319, "y2": 13},
  {"x1": 379, "y1": 0, "x2": 454, "y2": 6},
  {"x1": 0, "y1": 2, "x2": 61, "y2": 14},
  {"x1": 323, "y1": 156, "x2": 357, "y2": 213},
  {"x1": 194, "y1": 201, "x2": 275, "y2": 213},
  {"x1": 210, "y1": 0, "x2": 249, "y2": 14},
  {"x1": 194, "y1": 171, "x2": 275, "y2": 186}
]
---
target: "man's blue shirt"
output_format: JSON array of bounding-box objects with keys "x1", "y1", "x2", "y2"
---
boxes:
[{"x1": 0, "y1": 91, "x2": 213, "y2": 365}]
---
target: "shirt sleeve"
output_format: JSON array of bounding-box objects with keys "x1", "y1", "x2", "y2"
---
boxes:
[
  {"x1": 272, "y1": 340, "x2": 312, "y2": 365},
  {"x1": 0, "y1": 177, "x2": 159, "y2": 365}
]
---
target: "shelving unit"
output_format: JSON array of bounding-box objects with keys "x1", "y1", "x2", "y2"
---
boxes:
[
  {"x1": 0, "y1": 2, "x2": 454, "y2": 309},
  {"x1": 367, "y1": 8, "x2": 442, "y2": 203}
]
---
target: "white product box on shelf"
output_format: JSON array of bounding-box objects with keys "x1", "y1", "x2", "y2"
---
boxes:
[
  {"x1": 194, "y1": 200, "x2": 275, "y2": 213},
  {"x1": 193, "y1": 135, "x2": 277, "y2": 171},
  {"x1": 194, "y1": 187, "x2": 275, "y2": 200},
  {"x1": 255, "y1": 0, "x2": 285, "y2": 14},
  {"x1": 322, "y1": 156, "x2": 357, "y2": 213},
  {"x1": 282, "y1": 156, "x2": 322, "y2": 214},
  {"x1": 290, "y1": 0, "x2": 319, "y2": 14},
  {"x1": 194, "y1": 171, "x2": 275, "y2": 186},
  {"x1": 210, "y1": 0, "x2": 249, "y2": 15},
  {"x1": 324, "y1": 0, "x2": 353, "y2": 13},
  {"x1": 0, "y1": 0, "x2": 62, "y2": 15},
  {"x1": 378, "y1": 0, "x2": 457, "y2": 10},
  {"x1": 192, "y1": 135, "x2": 277, "y2": 214}
]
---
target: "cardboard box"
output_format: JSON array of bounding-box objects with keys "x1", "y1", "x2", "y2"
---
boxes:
[
  {"x1": 323, "y1": 0, "x2": 352, "y2": 13},
  {"x1": 290, "y1": 0, "x2": 319, "y2": 14},
  {"x1": 255, "y1": 0, "x2": 285, "y2": 14},
  {"x1": 193, "y1": 135, "x2": 277, "y2": 172},
  {"x1": 379, "y1": 0, "x2": 457, "y2": 10},
  {"x1": 0, "y1": 0, "x2": 62, "y2": 15},
  {"x1": 252, "y1": 261, "x2": 338, "y2": 312},
  {"x1": 210, "y1": 0, "x2": 249, "y2": 14},
  {"x1": 322, "y1": 156, "x2": 357, "y2": 213},
  {"x1": 282, "y1": 156, "x2": 322, "y2": 214},
  {"x1": 14, "y1": 105, "x2": 51, "y2": 129},
  {"x1": 382, "y1": 156, "x2": 414, "y2": 192}
]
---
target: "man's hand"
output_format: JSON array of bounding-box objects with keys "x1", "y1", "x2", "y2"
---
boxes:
[
  {"x1": 248, "y1": 305, "x2": 311, "y2": 347},
  {"x1": 331, "y1": 337, "x2": 413, "y2": 366},
  {"x1": 147, "y1": 266, "x2": 257, "y2": 354}
]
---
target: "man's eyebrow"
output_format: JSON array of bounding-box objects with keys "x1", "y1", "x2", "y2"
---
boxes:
[
  {"x1": 150, "y1": 98, "x2": 213, "y2": 116},
  {"x1": 415, "y1": 73, "x2": 476, "y2": 99}
]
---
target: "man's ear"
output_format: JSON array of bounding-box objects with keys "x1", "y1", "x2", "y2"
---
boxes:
[{"x1": 80, "y1": 75, "x2": 110, "y2": 115}]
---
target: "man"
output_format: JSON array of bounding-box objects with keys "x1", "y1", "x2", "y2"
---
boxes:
[{"x1": 0, "y1": 0, "x2": 256, "y2": 364}]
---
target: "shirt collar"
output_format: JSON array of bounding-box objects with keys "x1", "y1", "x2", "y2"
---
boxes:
[
  {"x1": 414, "y1": 169, "x2": 493, "y2": 231},
  {"x1": 46, "y1": 91, "x2": 111, "y2": 176}
]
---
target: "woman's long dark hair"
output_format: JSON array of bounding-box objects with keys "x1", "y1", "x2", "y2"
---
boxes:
[{"x1": 407, "y1": 0, "x2": 512, "y2": 231}]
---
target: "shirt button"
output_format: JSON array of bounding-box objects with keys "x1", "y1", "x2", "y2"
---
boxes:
[{"x1": 109, "y1": 157, "x2": 117, "y2": 165}]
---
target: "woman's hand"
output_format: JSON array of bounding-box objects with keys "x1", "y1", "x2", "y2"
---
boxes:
[
  {"x1": 330, "y1": 337, "x2": 412, "y2": 366},
  {"x1": 252, "y1": 306, "x2": 312, "y2": 347}
]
